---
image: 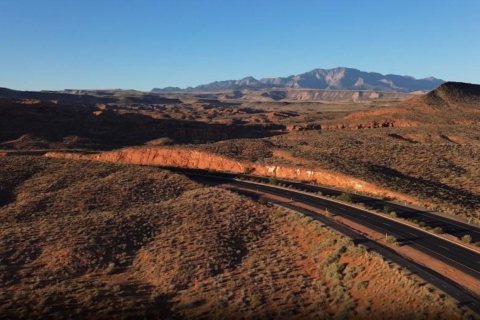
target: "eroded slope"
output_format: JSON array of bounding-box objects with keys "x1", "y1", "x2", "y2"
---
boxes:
[{"x1": 0, "y1": 157, "x2": 470, "y2": 319}]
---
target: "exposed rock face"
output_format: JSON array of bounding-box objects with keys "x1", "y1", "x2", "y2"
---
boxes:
[
  {"x1": 45, "y1": 148, "x2": 416, "y2": 203},
  {"x1": 288, "y1": 124, "x2": 322, "y2": 131}
]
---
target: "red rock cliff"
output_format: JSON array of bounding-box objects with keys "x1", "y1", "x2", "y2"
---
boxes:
[{"x1": 45, "y1": 147, "x2": 416, "y2": 203}]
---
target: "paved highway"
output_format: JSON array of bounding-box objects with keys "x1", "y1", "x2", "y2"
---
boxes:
[
  {"x1": 228, "y1": 179, "x2": 480, "y2": 279},
  {"x1": 246, "y1": 193, "x2": 480, "y2": 313},
  {"x1": 249, "y1": 176, "x2": 480, "y2": 243},
  {"x1": 189, "y1": 175, "x2": 480, "y2": 313},
  {"x1": 172, "y1": 168, "x2": 480, "y2": 243}
]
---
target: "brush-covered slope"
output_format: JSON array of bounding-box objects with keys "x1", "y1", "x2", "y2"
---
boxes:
[
  {"x1": 341, "y1": 82, "x2": 480, "y2": 127},
  {"x1": 0, "y1": 156, "x2": 468, "y2": 319}
]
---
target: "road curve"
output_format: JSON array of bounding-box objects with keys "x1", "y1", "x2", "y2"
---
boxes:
[
  {"x1": 230, "y1": 179, "x2": 480, "y2": 279},
  {"x1": 243, "y1": 175, "x2": 480, "y2": 244},
  {"x1": 170, "y1": 168, "x2": 480, "y2": 242},
  {"x1": 184, "y1": 173, "x2": 480, "y2": 314},
  {"x1": 258, "y1": 195, "x2": 480, "y2": 314}
]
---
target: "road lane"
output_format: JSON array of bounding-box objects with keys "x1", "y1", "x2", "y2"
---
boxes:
[{"x1": 225, "y1": 186, "x2": 480, "y2": 314}]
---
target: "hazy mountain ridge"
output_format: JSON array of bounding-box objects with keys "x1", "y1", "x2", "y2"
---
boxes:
[{"x1": 152, "y1": 67, "x2": 444, "y2": 93}]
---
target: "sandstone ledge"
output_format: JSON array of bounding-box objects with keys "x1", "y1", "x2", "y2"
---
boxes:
[{"x1": 45, "y1": 147, "x2": 417, "y2": 203}]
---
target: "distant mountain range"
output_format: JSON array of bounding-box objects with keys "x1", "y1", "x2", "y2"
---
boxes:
[{"x1": 152, "y1": 67, "x2": 445, "y2": 93}]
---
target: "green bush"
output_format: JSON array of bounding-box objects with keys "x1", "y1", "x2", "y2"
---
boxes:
[
  {"x1": 268, "y1": 176, "x2": 278, "y2": 185},
  {"x1": 338, "y1": 192, "x2": 352, "y2": 203},
  {"x1": 386, "y1": 235, "x2": 398, "y2": 246},
  {"x1": 462, "y1": 234, "x2": 472, "y2": 244},
  {"x1": 383, "y1": 205, "x2": 393, "y2": 214},
  {"x1": 355, "y1": 280, "x2": 369, "y2": 291},
  {"x1": 432, "y1": 227, "x2": 444, "y2": 234}
]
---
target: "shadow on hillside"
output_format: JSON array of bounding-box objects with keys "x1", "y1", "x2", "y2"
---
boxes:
[
  {"x1": 0, "y1": 103, "x2": 287, "y2": 150},
  {"x1": 367, "y1": 164, "x2": 479, "y2": 211}
]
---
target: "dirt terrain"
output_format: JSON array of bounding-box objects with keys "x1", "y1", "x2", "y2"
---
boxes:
[
  {"x1": 0, "y1": 157, "x2": 473, "y2": 319},
  {"x1": 1, "y1": 82, "x2": 480, "y2": 318}
]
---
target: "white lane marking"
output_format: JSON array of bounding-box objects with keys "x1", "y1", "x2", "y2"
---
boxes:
[
  {"x1": 383, "y1": 222, "x2": 391, "y2": 226},
  {"x1": 439, "y1": 245, "x2": 449, "y2": 251},
  {"x1": 409, "y1": 233, "x2": 417, "y2": 237}
]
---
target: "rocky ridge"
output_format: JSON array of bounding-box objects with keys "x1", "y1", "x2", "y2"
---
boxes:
[{"x1": 152, "y1": 67, "x2": 444, "y2": 93}]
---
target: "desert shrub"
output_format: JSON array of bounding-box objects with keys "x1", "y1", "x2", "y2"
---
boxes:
[
  {"x1": 355, "y1": 280, "x2": 369, "y2": 291},
  {"x1": 461, "y1": 234, "x2": 472, "y2": 244},
  {"x1": 474, "y1": 241, "x2": 480, "y2": 247},
  {"x1": 383, "y1": 205, "x2": 393, "y2": 214},
  {"x1": 390, "y1": 211, "x2": 398, "y2": 218},
  {"x1": 348, "y1": 245, "x2": 367, "y2": 257},
  {"x1": 338, "y1": 193, "x2": 352, "y2": 203},
  {"x1": 258, "y1": 196, "x2": 268, "y2": 205},
  {"x1": 336, "y1": 299, "x2": 357, "y2": 318},
  {"x1": 321, "y1": 254, "x2": 340, "y2": 269},
  {"x1": 243, "y1": 167, "x2": 254, "y2": 174},
  {"x1": 386, "y1": 235, "x2": 398, "y2": 246},
  {"x1": 432, "y1": 227, "x2": 444, "y2": 234},
  {"x1": 268, "y1": 176, "x2": 278, "y2": 185},
  {"x1": 287, "y1": 211, "x2": 303, "y2": 222},
  {"x1": 250, "y1": 293, "x2": 263, "y2": 306}
]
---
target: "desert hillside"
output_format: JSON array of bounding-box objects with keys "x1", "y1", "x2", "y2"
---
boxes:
[
  {"x1": 0, "y1": 156, "x2": 469, "y2": 319},
  {"x1": 336, "y1": 82, "x2": 480, "y2": 127}
]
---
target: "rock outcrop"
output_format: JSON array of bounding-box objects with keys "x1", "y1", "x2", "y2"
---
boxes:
[{"x1": 45, "y1": 147, "x2": 416, "y2": 203}]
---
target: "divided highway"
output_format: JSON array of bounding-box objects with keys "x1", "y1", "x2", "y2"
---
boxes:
[
  {"x1": 182, "y1": 172, "x2": 480, "y2": 313},
  {"x1": 245, "y1": 176, "x2": 480, "y2": 244},
  {"x1": 252, "y1": 197, "x2": 480, "y2": 313},
  {"x1": 228, "y1": 179, "x2": 480, "y2": 279},
  {"x1": 172, "y1": 168, "x2": 480, "y2": 243}
]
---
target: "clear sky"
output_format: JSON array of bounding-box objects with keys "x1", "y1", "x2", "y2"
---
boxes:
[{"x1": 1, "y1": 0, "x2": 479, "y2": 91}]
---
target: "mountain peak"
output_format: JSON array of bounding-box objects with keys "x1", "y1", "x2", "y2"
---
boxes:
[{"x1": 152, "y1": 68, "x2": 445, "y2": 93}]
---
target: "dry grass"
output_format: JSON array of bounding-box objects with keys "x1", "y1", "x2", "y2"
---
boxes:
[
  {"x1": 268, "y1": 124, "x2": 480, "y2": 221},
  {"x1": 0, "y1": 156, "x2": 473, "y2": 319}
]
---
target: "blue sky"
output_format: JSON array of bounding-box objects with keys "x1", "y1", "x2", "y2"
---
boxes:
[{"x1": 1, "y1": 0, "x2": 479, "y2": 91}]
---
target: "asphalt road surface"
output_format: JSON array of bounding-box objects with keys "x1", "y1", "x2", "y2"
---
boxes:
[
  {"x1": 230, "y1": 179, "x2": 480, "y2": 279},
  {"x1": 245, "y1": 175, "x2": 480, "y2": 244},
  {"x1": 185, "y1": 173, "x2": 480, "y2": 314}
]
